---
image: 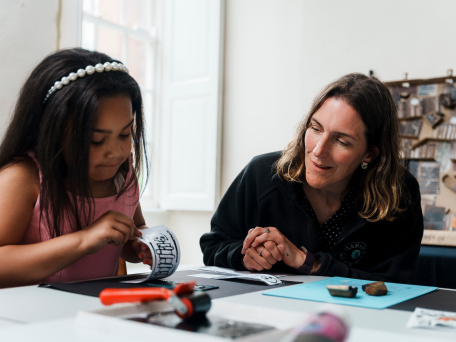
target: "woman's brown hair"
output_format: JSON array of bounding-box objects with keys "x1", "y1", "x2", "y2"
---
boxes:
[{"x1": 276, "y1": 73, "x2": 405, "y2": 222}]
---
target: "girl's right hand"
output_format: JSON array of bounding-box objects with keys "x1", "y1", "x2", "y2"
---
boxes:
[
  {"x1": 131, "y1": 239, "x2": 153, "y2": 266},
  {"x1": 82, "y1": 210, "x2": 141, "y2": 254}
]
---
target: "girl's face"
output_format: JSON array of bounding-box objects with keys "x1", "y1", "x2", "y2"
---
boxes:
[
  {"x1": 88, "y1": 95, "x2": 133, "y2": 184},
  {"x1": 304, "y1": 97, "x2": 378, "y2": 192}
]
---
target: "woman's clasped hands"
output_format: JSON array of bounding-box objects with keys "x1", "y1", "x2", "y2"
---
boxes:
[{"x1": 241, "y1": 226, "x2": 307, "y2": 271}]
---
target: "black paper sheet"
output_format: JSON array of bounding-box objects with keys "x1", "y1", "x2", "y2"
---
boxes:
[
  {"x1": 40, "y1": 271, "x2": 456, "y2": 313},
  {"x1": 388, "y1": 289, "x2": 456, "y2": 312},
  {"x1": 39, "y1": 270, "x2": 301, "y2": 299}
]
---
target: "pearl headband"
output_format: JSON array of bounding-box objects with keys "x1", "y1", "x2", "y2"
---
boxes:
[{"x1": 43, "y1": 62, "x2": 129, "y2": 104}]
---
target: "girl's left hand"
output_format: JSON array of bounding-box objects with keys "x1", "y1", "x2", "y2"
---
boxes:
[
  {"x1": 241, "y1": 227, "x2": 305, "y2": 269},
  {"x1": 131, "y1": 240, "x2": 153, "y2": 266}
]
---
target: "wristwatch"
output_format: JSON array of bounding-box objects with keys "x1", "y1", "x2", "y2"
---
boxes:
[{"x1": 297, "y1": 246, "x2": 315, "y2": 275}]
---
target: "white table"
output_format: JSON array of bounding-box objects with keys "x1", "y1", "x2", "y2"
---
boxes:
[{"x1": 0, "y1": 272, "x2": 454, "y2": 341}]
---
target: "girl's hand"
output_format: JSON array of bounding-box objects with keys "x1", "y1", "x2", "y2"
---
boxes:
[
  {"x1": 82, "y1": 210, "x2": 142, "y2": 254},
  {"x1": 242, "y1": 226, "x2": 305, "y2": 269},
  {"x1": 131, "y1": 240, "x2": 153, "y2": 266}
]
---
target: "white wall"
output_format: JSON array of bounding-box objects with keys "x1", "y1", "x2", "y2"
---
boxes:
[
  {"x1": 0, "y1": 0, "x2": 80, "y2": 136},
  {"x1": 2, "y1": 0, "x2": 456, "y2": 268},
  {"x1": 222, "y1": 0, "x2": 306, "y2": 191},
  {"x1": 0, "y1": 0, "x2": 58, "y2": 137},
  {"x1": 222, "y1": 0, "x2": 456, "y2": 190},
  {"x1": 160, "y1": 0, "x2": 456, "y2": 267}
]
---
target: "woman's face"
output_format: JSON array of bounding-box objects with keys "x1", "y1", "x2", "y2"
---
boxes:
[
  {"x1": 88, "y1": 95, "x2": 133, "y2": 184},
  {"x1": 304, "y1": 97, "x2": 378, "y2": 192}
]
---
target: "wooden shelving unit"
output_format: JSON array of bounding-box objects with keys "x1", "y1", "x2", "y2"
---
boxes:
[
  {"x1": 399, "y1": 116, "x2": 424, "y2": 121},
  {"x1": 400, "y1": 135, "x2": 419, "y2": 139},
  {"x1": 387, "y1": 75, "x2": 456, "y2": 246},
  {"x1": 411, "y1": 138, "x2": 453, "y2": 149},
  {"x1": 405, "y1": 158, "x2": 436, "y2": 162},
  {"x1": 384, "y1": 76, "x2": 456, "y2": 87},
  {"x1": 422, "y1": 230, "x2": 456, "y2": 246}
]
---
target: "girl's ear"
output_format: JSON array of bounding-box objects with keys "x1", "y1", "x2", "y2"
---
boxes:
[{"x1": 364, "y1": 145, "x2": 379, "y2": 164}]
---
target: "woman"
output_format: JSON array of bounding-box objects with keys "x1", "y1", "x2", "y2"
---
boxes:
[{"x1": 200, "y1": 73, "x2": 423, "y2": 284}]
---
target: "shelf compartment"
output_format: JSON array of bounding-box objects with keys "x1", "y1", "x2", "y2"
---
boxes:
[{"x1": 411, "y1": 138, "x2": 454, "y2": 149}]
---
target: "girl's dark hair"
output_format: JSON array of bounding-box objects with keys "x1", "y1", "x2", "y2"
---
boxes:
[
  {"x1": 0, "y1": 48, "x2": 148, "y2": 237},
  {"x1": 276, "y1": 73, "x2": 405, "y2": 222}
]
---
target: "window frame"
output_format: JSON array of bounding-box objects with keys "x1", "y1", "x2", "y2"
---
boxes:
[
  {"x1": 80, "y1": 0, "x2": 224, "y2": 212},
  {"x1": 81, "y1": 0, "x2": 161, "y2": 209}
]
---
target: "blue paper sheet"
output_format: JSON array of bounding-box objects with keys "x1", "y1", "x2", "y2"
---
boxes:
[{"x1": 263, "y1": 277, "x2": 438, "y2": 309}]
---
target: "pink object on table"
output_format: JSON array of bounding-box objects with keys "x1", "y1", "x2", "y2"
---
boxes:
[{"x1": 282, "y1": 311, "x2": 349, "y2": 342}]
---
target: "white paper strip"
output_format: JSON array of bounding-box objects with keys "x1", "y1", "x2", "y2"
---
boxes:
[
  {"x1": 136, "y1": 225, "x2": 181, "y2": 282},
  {"x1": 407, "y1": 307, "x2": 456, "y2": 330},
  {"x1": 190, "y1": 267, "x2": 283, "y2": 286},
  {"x1": 197, "y1": 266, "x2": 288, "y2": 277}
]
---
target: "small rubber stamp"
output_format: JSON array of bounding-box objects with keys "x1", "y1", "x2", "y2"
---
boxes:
[{"x1": 326, "y1": 285, "x2": 358, "y2": 298}]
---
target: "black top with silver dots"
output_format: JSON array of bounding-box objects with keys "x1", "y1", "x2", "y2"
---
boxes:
[{"x1": 302, "y1": 187, "x2": 357, "y2": 252}]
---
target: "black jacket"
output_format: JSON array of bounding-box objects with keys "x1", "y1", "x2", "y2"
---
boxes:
[{"x1": 200, "y1": 151, "x2": 424, "y2": 284}]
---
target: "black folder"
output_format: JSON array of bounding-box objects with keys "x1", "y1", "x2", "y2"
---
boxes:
[{"x1": 39, "y1": 269, "x2": 301, "y2": 299}]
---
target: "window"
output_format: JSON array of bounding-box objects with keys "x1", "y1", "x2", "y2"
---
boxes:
[
  {"x1": 81, "y1": 0, "x2": 224, "y2": 211},
  {"x1": 82, "y1": 0, "x2": 159, "y2": 206}
]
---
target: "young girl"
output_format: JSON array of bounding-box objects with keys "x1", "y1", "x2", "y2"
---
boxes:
[{"x1": 0, "y1": 48, "x2": 153, "y2": 288}]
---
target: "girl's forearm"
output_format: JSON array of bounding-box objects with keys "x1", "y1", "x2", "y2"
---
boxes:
[{"x1": 0, "y1": 230, "x2": 89, "y2": 288}]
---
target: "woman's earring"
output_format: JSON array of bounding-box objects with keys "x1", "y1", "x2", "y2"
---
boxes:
[{"x1": 361, "y1": 162, "x2": 368, "y2": 170}]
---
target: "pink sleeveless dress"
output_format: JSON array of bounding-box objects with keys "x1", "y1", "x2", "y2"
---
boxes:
[{"x1": 21, "y1": 152, "x2": 139, "y2": 283}]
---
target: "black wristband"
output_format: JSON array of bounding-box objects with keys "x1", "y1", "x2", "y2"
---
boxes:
[{"x1": 297, "y1": 246, "x2": 315, "y2": 275}]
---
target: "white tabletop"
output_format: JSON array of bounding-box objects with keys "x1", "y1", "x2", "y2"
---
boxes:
[
  {"x1": 0, "y1": 271, "x2": 454, "y2": 341},
  {"x1": 0, "y1": 285, "x2": 103, "y2": 324},
  {"x1": 216, "y1": 285, "x2": 455, "y2": 341}
]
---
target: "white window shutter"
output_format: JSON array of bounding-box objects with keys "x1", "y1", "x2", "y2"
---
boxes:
[{"x1": 159, "y1": 0, "x2": 224, "y2": 211}]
